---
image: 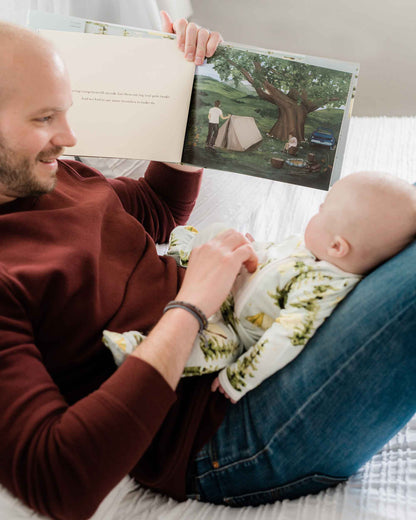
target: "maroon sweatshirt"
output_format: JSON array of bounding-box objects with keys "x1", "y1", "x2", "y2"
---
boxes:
[{"x1": 0, "y1": 160, "x2": 228, "y2": 520}]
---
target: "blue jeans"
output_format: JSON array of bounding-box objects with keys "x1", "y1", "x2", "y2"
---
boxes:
[{"x1": 186, "y1": 239, "x2": 416, "y2": 506}]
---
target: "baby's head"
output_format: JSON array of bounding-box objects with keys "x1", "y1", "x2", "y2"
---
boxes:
[{"x1": 304, "y1": 172, "x2": 416, "y2": 274}]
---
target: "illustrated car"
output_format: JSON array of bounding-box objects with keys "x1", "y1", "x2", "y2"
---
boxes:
[{"x1": 310, "y1": 128, "x2": 336, "y2": 150}]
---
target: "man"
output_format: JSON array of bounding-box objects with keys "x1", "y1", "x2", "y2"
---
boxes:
[
  {"x1": 0, "y1": 14, "x2": 253, "y2": 519},
  {"x1": 206, "y1": 99, "x2": 230, "y2": 147},
  {"x1": 1, "y1": 11, "x2": 415, "y2": 520}
]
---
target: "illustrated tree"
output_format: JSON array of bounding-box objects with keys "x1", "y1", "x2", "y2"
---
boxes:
[{"x1": 208, "y1": 47, "x2": 351, "y2": 141}]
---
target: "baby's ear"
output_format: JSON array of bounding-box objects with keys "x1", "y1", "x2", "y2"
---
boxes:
[{"x1": 327, "y1": 236, "x2": 350, "y2": 258}]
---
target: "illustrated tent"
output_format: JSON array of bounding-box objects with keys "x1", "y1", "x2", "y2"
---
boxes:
[{"x1": 214, "y1": 115, "x2": 263, "y2": 151}]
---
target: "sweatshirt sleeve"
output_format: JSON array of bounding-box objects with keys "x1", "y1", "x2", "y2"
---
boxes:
[
  {"x1": 108, "y1": 162, "x2": 202, "y2": 243},
  {"x1": 0, "y1": 274, "x2": 176, "y2": 520}
]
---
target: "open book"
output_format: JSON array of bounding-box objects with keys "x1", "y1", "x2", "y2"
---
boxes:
[{"x1": 29, "y1": 11, "x2": 359, "y2": 190}]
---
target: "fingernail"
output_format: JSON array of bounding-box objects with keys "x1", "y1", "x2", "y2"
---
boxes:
[
  {"x1": 195, "y1": 57, "x2": 203, "y2": 65},
  {"x1": 186, "y1": 53, "x2": 194, "y2": 60}
]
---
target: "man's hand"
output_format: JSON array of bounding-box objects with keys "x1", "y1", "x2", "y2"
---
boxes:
[
  {"x1": 160, "y1": 11, "x2": 222, "y2": 66},
  {"x1": 211, "y1": 376, "x2": 237, "y2": 403},
  {"x1": 159, "y1": 12, "x2": 223, "y2": 173},
  {"x1": 176, "y1": 229, "x2": 258, "y2": 318},
  {"x1": 132, "y1": 229, "x2": 256, "y2": 391}
]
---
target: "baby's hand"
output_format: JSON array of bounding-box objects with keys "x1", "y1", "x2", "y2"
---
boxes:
[{"x1": 211, "y1": 376, "x2": 237, "y2": 404}]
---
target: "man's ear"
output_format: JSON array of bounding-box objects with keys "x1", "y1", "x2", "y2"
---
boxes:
[{"x1": 327, "y1": 236, "x2": 350, "y2": 258}]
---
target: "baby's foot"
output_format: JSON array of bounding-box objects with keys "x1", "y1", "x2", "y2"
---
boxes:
[{"x1": 102, "y1": 330, "x2": 146, "y2": 366}]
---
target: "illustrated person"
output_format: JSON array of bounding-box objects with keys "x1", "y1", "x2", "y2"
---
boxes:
[
  {"x1": 206, "y1": 99, "x2": 230, "y2": 147},
  {"x1": 103, "y1": 171, "x2": 416, "y2": 403},
  {"x1": 0, "y1": 13, "x2": 415, "y2": 520},
  {"x1": 283, "y1": 131, "x2": 298, "y2": 152}
]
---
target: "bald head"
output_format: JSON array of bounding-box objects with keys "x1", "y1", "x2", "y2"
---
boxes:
[
  {"x1": 305, "y1": 171, "x2": 416, "y2": 274},
  {"x1": 336, "y1": 172, "x2": 415, "y2": 272},
  {"x1": 333, "y1": 172, "x2": 416, "y2": 240},
  {"x1": 0, "y1": 21, "x2": 66, "y2": 107}
]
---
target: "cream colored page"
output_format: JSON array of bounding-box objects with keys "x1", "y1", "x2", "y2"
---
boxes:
[{"x1": 40, "y1": 30, "x2": 195, "y2": 162}]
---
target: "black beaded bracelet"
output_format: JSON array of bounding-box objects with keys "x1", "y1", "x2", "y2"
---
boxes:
[{"x1": 163, "y1": 301, "x2": 208, "y2": 334}]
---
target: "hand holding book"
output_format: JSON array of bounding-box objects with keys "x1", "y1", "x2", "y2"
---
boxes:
[
  {"x1": 159, "y1": 11, "x2": 223, "y2": 173},
  {"x1": 160, "y1": 10, "x2": 223, "y2": 66}
]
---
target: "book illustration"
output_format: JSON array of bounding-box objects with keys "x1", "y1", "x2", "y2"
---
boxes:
[
  {"x1": 182, "y1": 45, "x2": 358, "y2": 190},
  {"x1": 208, "y1": 113, "x2": 262, "y2": 151}
]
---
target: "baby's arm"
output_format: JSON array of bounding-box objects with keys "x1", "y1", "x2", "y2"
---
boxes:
[{"x1": 214, "y1": 271, "x2": 360, "y2": 402}]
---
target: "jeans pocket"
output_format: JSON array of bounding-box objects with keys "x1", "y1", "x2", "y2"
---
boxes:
[{"x1": 223, "y1": 473, "x2": 348, "y2": 507}]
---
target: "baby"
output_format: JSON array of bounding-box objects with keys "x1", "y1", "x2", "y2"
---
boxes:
[{"x1": 103, "y1": 172, "x2": 416, "y2": 403}]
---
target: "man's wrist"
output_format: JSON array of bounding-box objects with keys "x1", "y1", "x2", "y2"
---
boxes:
[
  {"x1": 130, "y1": 307, "x2": 200, "y2": 389},
  {"x1": 163, "y1": 300, "x2": 208, "y2": 333}
]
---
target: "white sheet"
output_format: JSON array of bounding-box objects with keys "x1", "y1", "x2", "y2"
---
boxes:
[{"x1": 1, "y1": 117, "x2": 415, "y2": 519}]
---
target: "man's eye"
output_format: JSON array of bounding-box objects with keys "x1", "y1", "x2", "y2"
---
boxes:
[{"x1": 36, "y1": 116, "x2": 53, "y2": 123}]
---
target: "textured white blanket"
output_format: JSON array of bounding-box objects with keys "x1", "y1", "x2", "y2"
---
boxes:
[{"x1": 1, "y1": 117, "x2": 415, "y2": 519}]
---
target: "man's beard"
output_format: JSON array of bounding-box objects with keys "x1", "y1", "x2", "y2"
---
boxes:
[{"x1": 0, "y1": 140, "x2": 63, "y2": 198}]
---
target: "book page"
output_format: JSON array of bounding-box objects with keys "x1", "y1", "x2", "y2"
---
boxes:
[{"x1": 40, "y1": 30, "x2": 195, "y2": 162}]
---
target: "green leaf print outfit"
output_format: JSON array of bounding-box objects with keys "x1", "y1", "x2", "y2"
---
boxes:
[{"x1": 103, "y1": 224, "x2": 361, "y2": 402}]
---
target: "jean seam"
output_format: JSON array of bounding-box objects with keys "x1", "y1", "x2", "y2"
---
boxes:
[
  {"x1": 196, "y1": 298, "x2": 416, "y2": 479},
  {"x1": 222, "y1": 473, "x2": 348, "y2": 503}
]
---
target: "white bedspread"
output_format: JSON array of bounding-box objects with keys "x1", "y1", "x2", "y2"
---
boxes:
[{"x1": 1, "y1": 117, "x2": 415, "y2": 519}]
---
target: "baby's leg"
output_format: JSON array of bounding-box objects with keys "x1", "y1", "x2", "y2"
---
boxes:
[{"x1": 102, "y1": 330, "x2": 146, "y2": 366}]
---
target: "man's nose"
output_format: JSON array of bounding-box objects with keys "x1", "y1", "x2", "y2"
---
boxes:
[{"x1": 51, "y1": 120, "x2": 77, "y2": 148}]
